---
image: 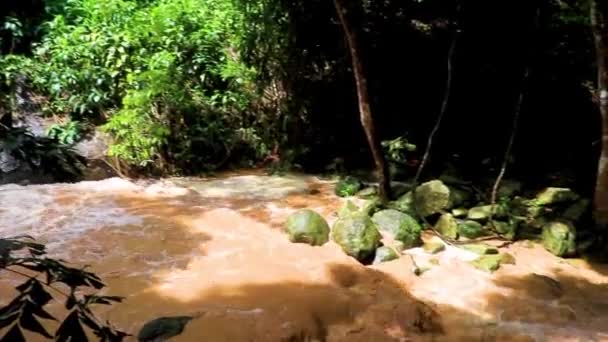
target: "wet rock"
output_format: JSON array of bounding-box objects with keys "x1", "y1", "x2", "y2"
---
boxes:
[
  {"x1": 285, "y1": 210, "x2": 330, "y2": 246},
  {"x1": 470, "y1": 254, "x2": 502, "y2": 272},
  {"x1": 492, "y1": 220, "x2": 517, "y2": 240},
  {"x1": 335, "y1": 176, "x2": 362, "y2": 197},
  {"x1": 511, "y1": 197, "x2": 544, "y2": 219},
  {"x1": 457, "y1": 220, "x2": 488, "y2": 239},
  {"x1": 541, "y1": 220, "x2": 576, "y2": 257},
  {"x1": 562, "y1": 199, "x2": 590, "y2": 222},
  {"x1": 467, "y1": 205, "x2": 507, "y2": 221},
  {"x1": 413, "y1": 180, "x2": 452, "y2": 216},
  {"x1": 371, "y1": 209, "x2": 422, "y2": 248},
  {"x1": 390, "y1": 180, "x2": 451, "y2": 217},
  {"x1": 373, "y1": 246, "x2": 399, "y2": 264},
  {"x1": 337, "y1": 200, "x2": 360, "y2": 219},
  {"x1": 451, "y1": 208, "x2": 468, "y2": 218},
  {"x1": 423, "y1": 242, "x2": 445, "y2": 254},
  {"x1": 361, "y1": 197, "x2": 382, "y2": 216},
  {"x1": 535, "y1": 187, "x2": 579, "y2": 206},
  {"x1": 388, "y1": 192, "x2": 416, "y2": 216},
  {"x1": 435, "y1": 213, "x2": 459, "y2": 239},
  {"x1": 332, "y1": 214, "x2": 382, "y2": 262},
  {"x1": 462, "y1": 244, "x2": 498, "y2": 255}
]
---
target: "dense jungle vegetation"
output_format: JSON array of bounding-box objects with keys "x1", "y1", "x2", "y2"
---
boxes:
[{"x1": 1, "y1": 0, "x2": 608, "y2": 339}]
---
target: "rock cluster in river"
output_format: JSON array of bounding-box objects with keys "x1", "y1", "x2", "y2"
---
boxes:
[{"x1": 285, "y1": 176, "x2": 591, "y2": 268}]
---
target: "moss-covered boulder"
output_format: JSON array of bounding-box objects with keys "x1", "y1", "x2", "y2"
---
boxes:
[
  {"x1": 388, "y1": 192, "x2": 416, "y2": 216},
  {"x1": 435, "y1": 213, "x2": 459, "y2": 239},
  {"x1": 373, "y1": 246, "x2": 399, "y2": 264},
  {"x1": 285, "y1": 210, "x2": 330, "y2": 246},
  {"x1": 332, "y1": 214, "x2": 382, "y2": 262},
  {"x1": 335, "y1": 176, "x2": 363, "y2": 197},
  {"x1": 457, "y1": 220, "x2": 488, "y2": 239},
  {"x1": 492, "y1": 220, "x2": 517, "y2": 240},
  {"x1": 361, "y1": 197, "x2": 382, "y2": 216},
  {"x1": 467, "y1": 205, "x2": 507, "y2": 221},
  {"x1": 511, "y1": 197, "x2": 544, "y2": 219},
  {"x1": 414, "y1": 180, "x2": 452, "y2": 216},
  {"x1": 337, "y1": 200, "x2": 360, "y2": 219},
  {"x1": 371, "y1": 209, "x2": 422, "y2": 248},
  {"x1": 541, "y1": 220, "x2": 577, "y2": 257},
  {"x1": 535, "y1": 187, "x2": 579, "y2": 206}
]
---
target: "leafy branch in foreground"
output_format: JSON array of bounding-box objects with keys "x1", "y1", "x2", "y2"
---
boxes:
[{"x1": 0, "y1": 236, "x2": 128, "y2": 341}]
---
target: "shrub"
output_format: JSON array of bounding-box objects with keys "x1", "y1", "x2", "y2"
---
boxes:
[{"x1": 6, "y1": 0, "x2": 276, "y2": 173}]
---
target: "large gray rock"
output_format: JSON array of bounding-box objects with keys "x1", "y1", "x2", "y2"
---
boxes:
[
  {"x1": 285, "y1": 210, "x2": 330, "y2": 246},
  {"x1": 371, "y1": 209, "x2": 422, "y2": 248},
  {"x1": 541, "y1": 220, "x2": 576, "y2": 257},
  {"x1": 332, "y1": 214, "x2": 382, "y2": 262}
]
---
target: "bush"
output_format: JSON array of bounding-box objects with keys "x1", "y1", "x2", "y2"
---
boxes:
[{"x1": 5, "y1": 0, "x2": 278, "y2": 173}]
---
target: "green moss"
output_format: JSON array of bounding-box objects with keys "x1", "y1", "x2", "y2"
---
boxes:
[
  {"x1": 372, "y1": 209, "x2": 422, "y2": 248},
  {"x1": 335, "y1": 176, "x2": 363, "y2": 197},
  {"x1": 332, "y1": 214, "x2": 382, "y2": 262},
  {"x1": 285, "y1": 209, "x2": 330, "y2": 246}
]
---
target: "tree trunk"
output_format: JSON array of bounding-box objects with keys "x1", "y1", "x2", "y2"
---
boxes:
[
  {"x1": 333, "y1": 0, "x2": 391, "y2": 200},
  {"x1": 591, "y1": 0, "x2": 608, "y2": 228}
]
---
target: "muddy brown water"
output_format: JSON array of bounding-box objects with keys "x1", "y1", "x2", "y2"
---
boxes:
[{"x1": 1, "y1": 171, "x2": 608, "y2": 341}]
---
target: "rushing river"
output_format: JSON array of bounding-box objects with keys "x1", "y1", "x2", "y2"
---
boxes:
[{"x1": 1, "y1": 171, "x2": 608, "y2": 341}]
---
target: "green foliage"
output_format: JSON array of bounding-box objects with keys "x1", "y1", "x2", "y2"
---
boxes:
[
  {"x1": 0, "y1": 236, "x2": 127, "y2": 341},
  {"x1": 335, "y1": 176, "x2": 363, "y2": 197},
  {"x1": 47, "y1": 120, "x2": 82, "y2": 145},
  {"x1": 382, "y1": 137, "x2": 416, "y2": 164},
  {"x1": 1, "y1": 0, "x2": 278, "y2": 172}
]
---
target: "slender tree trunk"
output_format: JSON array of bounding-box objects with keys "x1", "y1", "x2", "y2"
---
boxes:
[
  {"x1": 333, "y1": 0, "x2": 391, "y2": 200},
  {"x1": 591, "y1": 0, "x2": 608, "y2": 228}
]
